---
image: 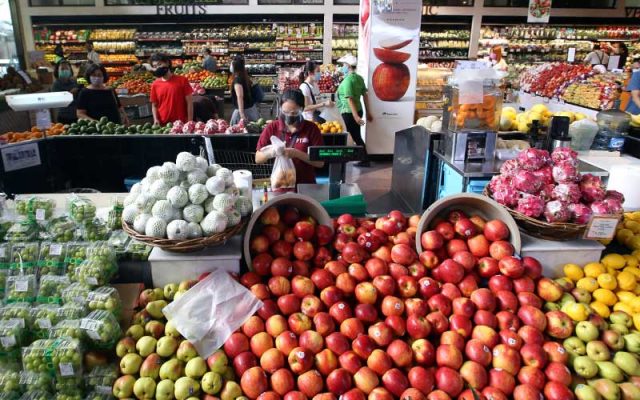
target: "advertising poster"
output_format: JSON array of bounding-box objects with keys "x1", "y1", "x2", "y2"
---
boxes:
[
  {"x1": 528, "y1": 0, "x2": 552, "y2": 23},
  {"x1": 357, "y1": 0, "x2": 420, "y2": 155}
]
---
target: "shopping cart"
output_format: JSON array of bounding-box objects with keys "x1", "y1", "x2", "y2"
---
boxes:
[{"x1": 210, "y1": 150, "x2": 274, "y2": 180}]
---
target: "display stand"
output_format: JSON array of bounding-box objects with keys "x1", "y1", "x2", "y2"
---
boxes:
[
  {"x1": 521, "y1": 234, "x2": 605, "y2": 278},
  {"x1": 518, "y1": 91, "x2": 599, "y2": 119}
]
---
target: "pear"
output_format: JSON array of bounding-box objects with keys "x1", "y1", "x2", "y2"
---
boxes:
[
  {"x1": 153, "y1": 287, "x2": 165, "y2": 300},
  {"x1": 176, "y1": 341, "x2": 198, "y2": 363},
  {"x1": 575, "y1": 384, "x2": 602, "y2": 400},
  {"x1": 116, "y1": 337, "x2": 137, "y2": 358},
  {"x1": 133, "y1": 377, "x2": 156, "y2": 400},
  {"x1": 120, "y1": 353, "x2": 143, "y2": 375},
  {"x1": 625, "y1": 333, "x2": 640, "y2": 354},
  {"x1": 619, "y1": 382, "x2": 640, "y2": 400},
  {"x1": 156, "y1": 379, "x2": 175, "y2": 400},
  {"x1": 185, "y1": 357, "x2": 207, "y2": 379},
  {"x1": 157, "y1": 336, "x2": 179, "y2": 358},
  {"x1": 165, "y1": 320, "x2": 181, "y2": 338},
  {"x1": 220, "y1": 381, "x2": 242, "y2": 400},
  {"x1": 126, "y1": 324, "x2": 145, "y2": 340},
  {"x1": 596, "y1": 361, "x2": 625, "y2": 383},
  {"x1": 613, "y1": 351, "x2": 640, "y2": 377},
  {"x1": 136, "y1": 336, "x2": 158, "y2": 358},
  {"x1": 174, "y1": 377, "x2": 199, "y2": 400},
  {"x1": 146, "y1": 300, "x2": 168, "y2": 319},
  {"x1": 589, "y1": 379, "x2": 621, "y2": 400},
  {"x1": 164, "y1": 284, "x2": 179, "y2": 300},
  {"x1": 201, "y1": 371, "x2": 222, "y2": 395},
  {"x1": 159, "y1": 358, "x2": 184, "y2": 381}
]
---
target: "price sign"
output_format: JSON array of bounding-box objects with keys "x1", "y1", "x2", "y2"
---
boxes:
[
  {"x1": 50, "y1": 244, "x2": 63, "y2": 256},
  {"x1": 36, "y1": 318, "x2": 52, "y2": 329},
  {"x1": 0, "y1": 335, "x2": 16, "y2": 349},
  {"x1": 59, "y1": 363, "x2": 75, "y2": 377},
  {"x1": 35, "y1": 209, "x2": 46, "y2": 221},
  {"x1": 0, "y1": 248, "x2": 5, "y2": 258},
  {"x1": 584, "y1": 215, "x2": 621, "y2": 240},
  {"x1": 14, "y1": 278, "x2": 29, "y2": 292},
  {"x1": 1, "y1": 142, "x2": 42, "y2": 172}
]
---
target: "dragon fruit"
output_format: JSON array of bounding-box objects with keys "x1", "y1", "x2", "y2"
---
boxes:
[
  {"x1": 552, "y1": 183, "x2": 581, "y2": 204},
  {"x1": 195, "y1": 121, "x2": 206, "y2": 131},
  {"x1": 216, "y1": 119, "x2": 229, "y2": 132},
  {"x1": 182, "y1": 121, "x2": 196, "y2": 134},
  {"x1": 499, "y1": 159, "x2": 520, "y2": 177},
  {"x1": 204, "y1": 121, "x2": 218, "y2": 135},
  {"x1": 591, "y1": 201, "x2": 611, "y2": 215},
  {"x1": 543, "y1": 200, "x2": 571, "y2": 223},
  {"x1": 568, "y1": 203, "x2": 593, "y2": 224},
  {"x1": 532, "y1": 165, "x2": 554, "y2": 185},
  {"x1": 552, "y1": 162, "x2": 578, "y2": 183},
  {"x1": 539, "y1": 184, "x2": 556, "y2": 202},
  {"x1": 603, "y1": 197, "x2": 623, "y2": 214},
  {"x1": 516, "y1": 195, "x2": 545, "y2": 218},
  {"x1": 514, "y1": 170, "x2": 543, "y2": 194},
  {"x1": 517, "y1": 148, "x2": 550, "y2": 171},
  {"x1": 489, "y1": 175, "x2": 511, "y2": 193},
  {"x1": 172, "y1": 120, "x2": 184, "y2": 129},
  {"x1": 605, "y1": 190, "x2": 625, "y2": 204},
  {"x1": 551, "y1": 147, "x2": 578, "y2": 166},
  {"x1": 579, "y1": 174, "x2": 606, "y2": 203}
]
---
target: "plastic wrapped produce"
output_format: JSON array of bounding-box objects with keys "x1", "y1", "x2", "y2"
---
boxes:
[
  {"x1": 86, "y1": 364, "x2": 118, "y2": 395},
  {"x1": 83, "y1": 392, "x2": 111, "y2": 400},
  {"x1": 77, "y1": 250, "x2": 117, "y2": 287},
  {"x1": 18, "y1": 391, "x2": 50, "y2": 400},
  {"x1": 516, "y1": 194, "x2": 545, "y2": 218},
  {"x1": 0, "y1": 366, "x2": 20, "y2": 393},
  {"x1": 0, "y1": 320, "x2": 26, "y2": 358},
  {"x1": 56, "y1": 302, "x2": 87, "y2": 321},
  {"x1": 551, "y1": 147, "x2": 578, "y2": 166},
  {"x1": 43, "y1": 217, "x2": 77, "y2": 243},
  {"x1": 19, "y1": 371, "x2": 53, "y2": 393},
  {"x1": 125, "y1": 240, "x2": 152, "y2": 261},
  {"x1": 513, "y1": 170, "x2": 543, "y2": 194},
  {"x1": 81, "y1": 219, "x2": 109, "y2": 242},
  {"x1": 61, "y1": 283, "x2": 91, "y2": 305},
  {"x1": 552, "y1": 183, "x2": 581, "y2": 204},
  {"x1": 87, "y1": 286, "x2": 121, "y2": 317},
  {"x1": 543, "y1": 200, "x2": 571, "y2": 223},
  {"x1": 539, "y1": 183, "x2": 555, "y2": 202},
  {"x1": 106, "y1": 198, "x2": 123, "y2": 231},
  {"x1": 569, "y1": 203, "x2": 593, "y2": 224},
  {"x1": 49, "y1": 320, "x2": 85, "y2": 340},
  {"x1": 38, "y1": 242, "x2": 66, "y2": 276},
  {"x1": 488, "y1": 176, "x2": 519, "y2": 207},
  {"x1": 552, "y1": 162, "x2": 579, "y2": 183},
  {"x1": 579, "y1": 174, "x2": 606, "y2": 203},
  {"x1": 0, "y1": 303, "x2": 32, "y2": 328},
  {"x1": 55, "y1": 377, "x2": 83, "y2": 397},
  {"x1": 603, "y1": 197, "x2": 624, "y2": 214},
  {"x1": 517, "y1": 148, "x2": 550, "y2": 171},
  {"x1": 22, "y1": 338, "x2": 83, "y2": 377},
  {"x1": 30, "y1": 304, "x2": 60, "y2": 338},
  {"x1": 9, "y1": 242, "x2": 39, "y2": 276},
  {"x1": 64, "y1": 243, "x2": 90, "y2": 281},
  {"x1": 5, "y1": 275, "x2": 37, "y2": 303},
  {"x1": 4, "y1": 219, "x2": 38, "y2": 242},
  {"x1": 67, "y1": 196, "x2": 96, "y2": 224},
  {"x1": 0, "y1": 244, "x2": 9, "y2": 297},
  {"x1": 107, "y1": 231, "x2": 129, "y2": 260},
  {"x1": 0, "y1": 219, "x2": 11, "y2": 243},
  {"x1": 80, "y1": 310, "x2": 121, "y2": 349},
  {"x1": 605, "y1": 190, "x2": 625, "y2": 203},
  {"x1": 14, "y1": 196, "x2": 56, "y2": 222}
]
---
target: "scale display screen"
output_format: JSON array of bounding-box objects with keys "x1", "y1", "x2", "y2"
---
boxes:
[{"x1": 308, "y1": 146, "x2": 364, "y2": 162}]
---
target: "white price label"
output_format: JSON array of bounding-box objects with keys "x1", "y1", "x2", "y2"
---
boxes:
[
  {"x1": 584, "y1": 216, "x2": 620, "y2": 240},
  {"x1": 96, "y1": 386, "x2": 112, "y2": 395},
  {"x1": 80, "y1": 319, "x2": 101, "y2": 340},
  {"x1": 59, "y1": 363, "x2": 75, "y2": 377},
  {"x1": 14, "y1": 278, "x2": 29, "y2": 292},
  {"x1": 35, "y1": 209, "x2": 45, "y2": 221},
  {"x1": 0, "y1": 335, "x2": 16, "y2": 348},
  {"x1": 0, "y1": 248, "x2": 5, "y2": 258},
  {"x1": 50, "y1": 244, "x2": 63, "y2": 256},
  {"x1": 86, "y1": 277, "x2": 98, "y2": 285},
  {"x1": 36, "y1": 318, "x2": 52, "y2": 329},
  {"x1": 1, "y1": 142, "x2": 42, "y2": 172}
]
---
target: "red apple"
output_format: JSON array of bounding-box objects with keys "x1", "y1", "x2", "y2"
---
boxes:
[
  {"x1": 243, "y1": 316, "x2": 266, "y2": 338},
  {"x1": 427, "y1": 294, "x2": 452, "y2": 316},
  {"x1": 420, "y1": 231, "x2": 444, "y2": 251},
  {"x1": 301, "y1": 295, "x2": 323, "y2": 318},
  {"x1": 446, "y1": 239, "x2": 468, "y2": 257},
  {"x1": 440, "y1": 330, "x2": 465, "y2": 352},
  {"x1": 432, "y1": 260, "x2": 464, "y2": 284},
  {"x1": 411, "y1": 338, "x2": 436, "y2": 366},
  {"x1": 241, "y1": 367, "x2": 269, "y2": 400},
  {"x1": 408, "y1": 262, "x2": 427, "y2": 279},
  {"x1": 467, "y1": 235, "x2": 490, "y2": 258},
  {"x1": 517, "y1": 325, "x2": 545, "y2": 346},
  {"x1": 288, "y1": 347, "x2": 314, "y2": 374},
  {"x1": 278, "y1": 294, "x2": 302, "y2": 316},
  {"x1": 352, "y1": 335, "x2": 376, "y2": 359},
  {"x1": 449, "y1": 314, "x2": 473, "y2": 338},
  {"x1": 391, "y1": 244, "x2": 416, "y2": 266},
  {"x1": 513, "y1": 384, "x2": 541, "y2": 400},
  {"x1": 294, "y1": 241, "x2": 315, "y2": 261},
  {"x1": 343, "y1": 242, "x2": 365, "y2": 264},
  {"x1": 489, "y1": 275, "x2": 513, "y2": 293},
  {"x1": 545, "y1": 311, "x2": 574, "y2": 339},
  {"x1": 481, "y1": 387, "x2": 508, "y2": 400},
  {"x1": 225, "y1": 332, "x2": 250, "y2": 358},
  {"x1": 288, "y1": 313, "x2": 312, "y2": 336},
  {"x1": 484, "y1": 220, "x2": 509, "y2": 241},
  {"x1": 313, "y1": 312, "x2": 335, "y2": 337},
  {"x1": 489, "y1": 241, "x2": 514, "y2": 260},
  {"x1": 368, "y1": 388, "x2": 393, "y2": 400},
  {"x1": 418, "y1": 277, "x2": 440, "y2": 299},
  {"x1": 275, "y1": 331, "x2": 298, "y2": 356},
  {"x1": 316, "y1": 225, "x2": 333, "y2": 246},
  {"x1": 367, "y1": 349, "x2": 393, "y2": 376},
  {"x1": 271, "y1": 368, "x2": 295, "y2": 396},
  {"x1": 488, "y1": 368, "x2": 515, "y2": 396},
  {"x1": 517, "y1": 292, "x2": 543, "y2": 309},
  {"x1": 329, "y1": 301, "x2": 352, "y2": 324},
  {"x1": 251, "y1": 332, "x2": 275, "y2": 357},
  {"x1": 340, "y1": 318, "x2": 364, "y2": 340},
  {"x1": 258, "y1": 299, "x2": 278, "y2": 320},
  {"x1": 368, "y1": 322, "x2": 393, "y2": 347},
  {"x1": 426, "y1": 312, "x2": 449, "y2": 335},
  {"x1": 517, "y1": 306, "x2": 547, "y2": 332},
  {"x1": 471, "y1": 325, "x2": 499, "y2": 349},
  {"x1": 314, "y1": 247, "x2": 332, "y2": 269},
  {"x1": 498, "y1": 256, "x2": 525, "y2": 279},
  {"x1": 406, "y1": 315, "x2": 432, "y2": 339},
  {"x1": 454, "y1": 218, "x2": 477, "y2": 238},
  {"x1": 397, "y1": 275, "x2": 418, "y2": 298},
  {"x1": 435, "y1": 367, "x2": 463, "y2": 398},
  {"x1": 251, "y1": 235, "x2": 270, "y2": 254},
  {"x1": 297, "y1": 369, "x2": 324, "y2": 398},
  {"x1": 452, "y1": 297, "x2": 476, "y2": 318},
  {"x1": 544, "y1": 362, "x2": 571, "y2": 386},
  {"x1": 499, "y1": 329, "x2": 523, "y2": 351},
  {"x1": 436, "y1": 344, "x2": 463, "y2": 369},
  {"x1": 537, "y1": 279, "x2": 564, "y2": 303},
  {"x1": 519, "y1": 343, "x2": 547, "y2": 369},
  {"x1": 325, "y1": 261, "x2": 347, "y2": 277},
  {"x1": 408, "y1": 366, "x2": 434, "y2": 396},
  {"x1": 251, "y1": 283, "x2": 271, "y2": 301},
  {"x1": 326, "y1": 368, "x2": 352, "y2": 395},
  {"x1": 234, "y1": 351, "x2": 259, "y2": 377},
  {"x1": 294, "y1": 221, "x2": 315, "y2": 241},
  {"x1": 365, "y1": 258, "x2": 389, "y2": 279},
  {"x1": 517, "y1": 366, "x2": 546, "y2": 390},
  {"x1": 465, "y1": 339, "x2": 492, "y2": 367},
  {"x1": 338, "y1": 351, "x2": 362, "y2": 374},
  {"x1": 260, "y1": 348, "x2": 285, "y2": 373},
  {"x1": 522, "y1": 257, "x2": 542, "y2": 279},
  {"x1": 272, "y1": 241, "x2": 293, "y2": 259},
  {"x1": 326, "y1": 333, "x2": 350, "y2": 355},
  {"x1": 311, "y1": 269, "x2": 335, "y2": 290},
  {"x1": 496, "y1": 290, "x2": 519, "y2": 312},
  {"x1": 381, "y1": 296, "x2": 405, "y2": 317},
  {"x1": 492, "y1": 344, "x2": 521, "y2": 375},
  {"x1": 460, "y1": 360, "x2": 488, "y2": 390},
  {"x1": 353, "y1": 367, "x2": 379, "y2": 394},
  {"x1": 348, "y1": 263, "x2": 369, "y2": 282},
  {"x1": 418, "y1": 251, "x2": 439, "y2": 269},
  {"x1": 513, "y1": 276, "x2": 535, "y2": 293},
  {"x1": 241, "y1": 271, "x2": 262, "y2": 288},
  {"x1": 543, "y1": 381, "x2": 574, "y2": 400},
  {"x1": 271, "y1": 257, "x2": 293, "y2": 277},
  {"x1": 314, "y1": 348, "x2": 338, "y2": 376},
  {"x1": 382, "y1": 368, "x2": 409, "y2": 397},
  {"x1": 293, "y1": 260, "x2": 311, "y2": 277},
  {"x1": 473, "y1": 310, "x2": 498, "y2": 328},
  {"x1": 354, "y1": 304, "x2": 378, "y2": 324},
  {"x1": 470, "y1": 288, "x2": 496, "y2": 312},
  {"x1": 299, "y1": 331, "x2": 324, "y2": 355},
  {"x1": 477, "y1": 257, "x2": 499, "y2": 278},
  {"x1": 320, "y1": 286, "x2": 344, "y2": 307},
  {"x1": 387, "y1": 339, "x2": 412, "y2": 368},
  {"x1": 542, "y1": 341, "x2": 568, "y2": 364}
]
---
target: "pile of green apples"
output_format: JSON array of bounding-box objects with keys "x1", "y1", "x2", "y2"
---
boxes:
[
  {"x1": 563, "y1": 310, "x2": 640, "y2": 399},
  {"x1": 113, "y1": 280, "x2": 247, "y2": 400}
]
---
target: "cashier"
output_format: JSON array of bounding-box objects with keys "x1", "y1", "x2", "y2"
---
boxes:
[{"x1": 255, "y1": 89, "x2": 325, "y2": 184}]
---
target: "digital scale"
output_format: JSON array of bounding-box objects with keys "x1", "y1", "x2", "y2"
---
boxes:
[
  {"x1": 6, "y1": 92, "x2": 73, "y2": 129},
  {"x1": 297, "y1": 145, "x2": 365, "y2": 201}
]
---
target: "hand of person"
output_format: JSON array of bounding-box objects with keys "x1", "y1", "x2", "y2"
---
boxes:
[
  {"x1": 153, "y1": 119, "x2": 160, "y2": 126},
  {"x1": 122, "y1": 115, "x2": 130, "y2": 126},
  {"x1": 355, "y1": 116, "x2": 365, "y2": 126},
  {"x1": 284, "y1": 148, "x2": 302, "y2": 159},
  {"x1": 325, "y1": 100, "x2": 335, "y2": 107}
]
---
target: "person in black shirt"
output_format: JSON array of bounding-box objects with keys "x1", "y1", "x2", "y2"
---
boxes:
[
  {"x1": 51, "y1": 60, "x2": 79, "y2": 124},
  {"x1": 76, "y1": 64, "x2": 128, "y2": 124},
  {"x1": 230, "y1": 55, "x2": 258, "y2": 125}
]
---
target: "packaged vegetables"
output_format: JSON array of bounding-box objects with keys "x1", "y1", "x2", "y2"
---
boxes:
[
  {"x1": 44, "y1": 217, "x2": 77, "y2": 243},
  {"x1": 37, "y1": 275, "x2": 70, "y2": 303},
  {"x1": 61, "y1": 283, "x2": 90, "y2": 305},
  {"x1": 4, "y1": 219, "x2": 38, "y2": 242},
  {"x1": 0, "y1": 303, "x2": 32, "y2": 328},
  {"x1": 15, "y1": 196, "x2": 56, "y2": 222},
  {"x1": 80, "y1": 310, "x2": 121, "y2": 348},
  {"x1": 49, "y1": 320, "x2": 85, "y2": 340},
  {"x1": 38, "y1": 242, "x2": 66, "y2": 276}
]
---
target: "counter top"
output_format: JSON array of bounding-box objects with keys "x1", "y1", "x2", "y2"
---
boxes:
[{"x1": 576, "y1": 153, "x2": 640, "y2": 173}]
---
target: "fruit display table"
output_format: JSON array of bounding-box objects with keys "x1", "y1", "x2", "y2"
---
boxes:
[{"x1": 518, "y1": 91, "x2": 599, "y2": 120}]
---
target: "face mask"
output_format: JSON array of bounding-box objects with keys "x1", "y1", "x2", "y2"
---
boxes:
[
  {"x1": 314, "y1": 72, "x2": 321, "y2": 80},
  {"x1": 90, "y1": 76, "x2": 103, "y2": 86},
  {"x1": 282, "y1": 113, "x2": 302, "y2": 126},
  {"x1": 490, "y1": 53, "x2": 497, "y2": 60},
  {"x1": 154, "y1": 66, "x2": 169, "y2": 77},
  {"x1": 341, "y1": 65, "x2": 350, "y2": 74},
  {"x1": 59, "y1": 70, "x2": 71, "y2": 79}
]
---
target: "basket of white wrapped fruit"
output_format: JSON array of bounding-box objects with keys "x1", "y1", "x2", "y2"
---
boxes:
[{"x1": 121, "y1": 152, "x2": 253, "y2": 252}]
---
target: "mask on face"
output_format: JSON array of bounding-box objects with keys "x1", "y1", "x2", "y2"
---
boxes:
[
  {"x1": 314, "y1": 72, "x2": 321, "y2": 80},
  {"x1": 282, "y1": 113, "x2": 302, "y2": 126},
  {"x1": 59, "y1": 70, "x2": 72, "y2": 79},
  {"x1": 90, "y1": 76, "x2": 103, "y2": 86},
  {"x1": 153, "y1": 66, "x2": 169, "y2": 77},
  {"x1": 341, "y1": 65, "x2": 350, "y2": 75},
  {"x1": 490, "y1": 53, "x2": 497, "y2": 60}
]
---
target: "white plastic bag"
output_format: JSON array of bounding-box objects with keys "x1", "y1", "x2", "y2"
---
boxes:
[
  {"x1": 162, "y1": 270, "x2": 262, "y2": 358},
  {"x1": 568, "y1": 118, "x2": 599, "y2": 151},
  {"x1": 270, "y1": 136, "x2": 296, "y2": 190},
  {"x1": 319, "y1": 106, "x2": 346, "y2": 132}
]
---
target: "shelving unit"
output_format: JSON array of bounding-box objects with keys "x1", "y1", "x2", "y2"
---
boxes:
[
  {"x1": 415, "y1": 65, "x2": 452, "y2": 120},
  {"x1": 419, "y1": 23, "x2": 470, "y2": 63},
  {"x1": 331, "y1": 22, "x2": 357, "y2": 61}
]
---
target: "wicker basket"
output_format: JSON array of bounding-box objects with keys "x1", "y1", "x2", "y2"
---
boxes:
[
  {"x1": 482, "y1": 187, "x2": 587, "y2": 241},
  {"x1": 122, "y1": 219, "x2": 247, "y2": 253}
]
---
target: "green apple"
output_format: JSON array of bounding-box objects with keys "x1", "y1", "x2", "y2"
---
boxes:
[
  {"x1": 588, "y1": 378, "x2": 620, "y2": 400},
  {"x1": 613, "y1": 351, "x2": 640, "y2": 377},
  {"x1": 610, "y1": 311, "x2": 633, "y2": 328},
  {"x1": 116, "y1": 337, "x2": 137, "y2": 358},
  {"x1": 576, "y1": 321, "x2": 600, "y2": 342},
  {"x1": 159, "y1": 358, "x2": 184, "y2": 381},
  {"x1": 174, "y1": 290, "x2": 186, "y2": 301},
  {"x1": 126, "y1": 324, "x2": 145, "y2": 341},
  {"x1": 574, "y1": 356, "x2": 599, "y2": 379},
  {"x1": 185, "y1": 357, "x2": 207, "y2": 379},
  {"x1": 157, "y1": 336, "x2": 179, "y2": 358},
  {"x1": 544, "y1": 301, "x2": 561, "y2": 312},
  {"x1": 586, "y1": 341, "x2": 610, "y2": 361},
  {"x1": 201, "y1": 372, "x2": 222, "y2": 395},
  {"x1": 140, "y1": 353, "x2": 163, "y2": 380},
  {"x1": 610, "y1": 324, "x2": 630, "y2": 335},
  {"x1": 220, "y1": 381, "x2": 241, "y2": 400},
  {"x1": 176, "y1": 341, "x2": 198, "y2": 362},
  {"x1": 120, "y1": 353, "x2": 143, "y2": 375},
  {"x1": 146, "y1": 300, "x2": 168, "y2": 320},
  {"x1": 206, "y1": 350, "x2": 228, "y2": 374},
  {"x1": 574, "y1": 384, "x2": 601, "y2": 400},
  {"x1": 112, "y1": 375, "x2": 136, "y2": 399},
  {"x1": 164, "y1": 284, "x2": 179, "y2": 301},
  {"x1": 156, "y1": 379, "x2": 175, "y2": 400},
  {"x1": 558, "y1": 293, "x2": 576, "y2": 307},
  {"x1": 153, "y1": 288, "x2": 165, "y2": 301},
  {"x1": 625, "y1": 333, "x2": 640, "y2": 354},
  {"x1": 133, "y1": 377, "x2": 156, "y2": 399},
  {"x1": 596, "y1": 361, "x2": 625, "y2": 383},
  {"x1": 564, "y1": 337, "x2": 587, "y2": 356},
  {"x1": 619, "y1": 382, "x2": 640, "y2": 400},
  {"x1": 165, "y1": 320, "x2": 181, "y2": 338},
  {"x1": 136, "y1": 336, "x2": 158, "y2": 357},
  {"x1": 571, "y1": 288, "x2": 592, "y2": 304},
  {"x1": 174, "y1": 377, "x2": 199, "y2": 400}
]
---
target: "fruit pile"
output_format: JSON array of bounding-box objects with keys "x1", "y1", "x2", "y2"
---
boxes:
[
  {"x1": 315, "y1": 121, "x2": 343, "y2": 134},
  {"x1": 114, "y1": 281, "x2": 246, "y2": 400},
  {"x1": 201, "y1": 75, "x2": 228, "y2": 90},
  {"x1": 64, "y1": 118, "x2": 171, "y2": 136},
  {"x1": 121, "y1": 152, "x2": 252, "y2": 239},
  {"x1": 500, "y1": 104, "x2": 589, "y2": 132},
  {"x1": 561, "y1": 73, "x2": 620, "y2": 111},
  {"x1": 616, "y1": 212, "x2": 640, "y2": 252},
  {"x1": 225, "y1": 206, "x2": 582, "y2": 400},
  {"x1": 190, "y1": 82, "x2": 206, "y2": 96},
  {"x1": 487, "y1": 147, "x2": 624, "y2": 223},
  {"x1": 450, "y1": 95, "x2": 500, "y2": 132},
  {"x1": 519, "y1": 63, "x2": 594, "y2": 99},
  {"x1": 178, "y1": 70, "x2": 217, "y2": 84}
]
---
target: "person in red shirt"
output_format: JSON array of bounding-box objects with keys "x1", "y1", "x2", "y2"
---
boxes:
[
  {"x1": 256, "y1": 89, "x2": 325, "y2": 185},
  {"x1": 150, "y1": 53, "x2": 193, "y2": 125}
]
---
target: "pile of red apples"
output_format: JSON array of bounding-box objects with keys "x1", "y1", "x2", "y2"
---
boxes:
[{"x1": 227, "y1": 206, "x2": 576, "y2": 400}]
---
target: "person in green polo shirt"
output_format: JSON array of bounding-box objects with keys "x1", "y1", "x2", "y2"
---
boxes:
[{"x1": 336, "y1": 54, "x2": 373, "y2": 167}]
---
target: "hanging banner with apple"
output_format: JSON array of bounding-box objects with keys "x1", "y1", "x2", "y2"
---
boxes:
[
  {"x1": 528, "y1": 0, "x2": 552, "y2": 23},
  {"x1": 358, "y1": 0, "x2": 421, "y2": 155}
]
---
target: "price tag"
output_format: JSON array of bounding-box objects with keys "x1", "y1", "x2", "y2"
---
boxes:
[
  {"x1": 0, "y1": 335, "x2": 16, "y2": 349},
  {"x1": 96, "y1": 386, "x2": 112, "y2": 395},
  {"x1": 14, "y1": 278, "x2": 29, "y2": 292},
  {"x1": 35, "y1": 209, "x2": 46, "y2": 221},
  {"x1": 584, "y1": 215, "x2": 621, "y2": 240},
  {"x1": 1, "y1": 142, "x2": 42, "y2": 172},
  {"x1": 50, "y1": 244, "x2": 63, "y2": 256},
  {"x1": 86, "y1": 277, "x2": 98, "y2": 285},
  {"x1": 81, "y1": 319, "x2": 102, "y2": 340},
  {"x1": 59, "y1": 363, "x2": 75, "y2": 377},
  {"x1": 0, "y1": 248, "x2": 5, "y2": 258},
  {"x1": 37, "y1": 318, "x2": 52, "y2": 329}
]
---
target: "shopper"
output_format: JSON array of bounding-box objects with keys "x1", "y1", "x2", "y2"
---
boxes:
[
  {"x1": 584, "y1": 43, "x2": 609, "y2": 67},
  {"x1": 51, "y1": 60, "x2": 79, "y2": 124},
  {"x1": 336, "y1": 53, "x2": 372, "y2": 168},
  {"x1": 86, "y1": 41, "x2": 101, "y2": 64},
  {"x1": 255, "y1": 89, "x2": 324, "y2": 184},
  {"x1": 626, "y1": 58, "x2": 640, "y2": 115},
  {"x1": 490, "y1": 46, "x2": 508, "y2": 72},
  {"x1": 299, "y1": 60, "x2": 333, "y2": 123},
  {"x1": 53, "y1": 44, "x2": 65, "y2": 65},
  {"x1": 202, "y1": 48, "x2": 217, "y2": 73},
  {"x1": 612, "y1": 42, "x2": 629, "y2": 70},
  {"x1": 230, "y1": 55, "x2": 259, "y2": 125},
  {"x1": 149, "y1": 53, "x2": 194, "y2": 125},
  {"x1": 76, "y1": 63, "x2": 127, "y2": 124}
]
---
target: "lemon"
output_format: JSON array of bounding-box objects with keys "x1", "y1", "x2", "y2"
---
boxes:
[
  {"x1": 634, "y1": 314, "x2": 640, "y2": 331},
  {"x1": 616, "y1": 291, "x2": 636, "y2": 305},
  {"x1": 602, "y1": 254, "x2": 626, "y2": 270},
  {"x1": 591, "y1": 301, "x2": 611, "y2": 318},
  {"x1": 624, "y1": 255, "x2": 639, "y2": 268},
  {"x1": 630, "y1": 211, "x2": 640, "y2": 221},
  {"x1": 598, "y1": 274, "x2": 617, "y2": 290},
  {"x1": 625, "y1": 221, "x2": 640, "y2": 234},
  {"x1": 624, "y1": 266, "x2": 640, "y2": 279},
  {"x1": 634, "y1": 285, "x2": 640, "y2": 296},
  {"x1": 577, "y1": 277, "x2": 599, "y2": 293},
  {"x1": 563, "y1": 302, "x2": 589, "y2": 322},
  {"x1": 629, "y1": 236, "x2": 640, "y2": 251},
  {"x1": 614, "y1": 302, "x2": 634, "y2": 316},
  {"x1": 584, "y1": 262, "x2": 606, "y2": 278},
  {"x1": 593, "y1": 288, "x2": 618, "y2": 306},
  {"x1": 634, "y1": 250, "x2": 640, "y2": 258},
  {"x1": 606, "y1": 267, "x2": 619, "y2": 276},
  {"x1": 617, "y1": 271, "x2": 637, "y2": 291},
  {"x1": 563, "y1": 264, "x2": 584, "y2": 281},
  {"x1": 616, "y1": 229, "x2": 634, "y2": 244}
]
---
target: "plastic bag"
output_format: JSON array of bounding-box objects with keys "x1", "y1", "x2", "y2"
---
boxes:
[
  {"x1": 569, "y1": 118, "x2": 599, "y2": 151},
  {"x1": 269, "y1": 136, "x2": 296, "y2": 190},
  {"x1": 163, "y1": 270, "x2": 262, "y2": 358},
  {"x1": 319, "y1": 106, "x2": 346, "y2": 132}
]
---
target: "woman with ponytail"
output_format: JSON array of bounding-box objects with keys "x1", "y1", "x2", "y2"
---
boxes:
[{"x1": 299, "y1": 61, "x2": 333, "y2": 123}]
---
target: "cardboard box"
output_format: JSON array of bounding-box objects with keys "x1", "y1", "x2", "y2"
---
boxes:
[{"x1": 521, "y1": 234, "x2": 605, "y2": 278}]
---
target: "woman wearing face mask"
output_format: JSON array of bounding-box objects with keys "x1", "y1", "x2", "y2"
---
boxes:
[
  {"x1": 256, "y1": 89, "x2": 325, "y2": 185},
  {"x1": 299, "y1": 61, "x2": 334, "y2": 123},
  {"x1": 76, "y1": 64, "x2": 128, "y2": 124},
  {"x1": 51, "y1": 60, "x2": 79, "y2": 124},
  {"x1": 489, "y1": 46, "x2": 508, "y2": 72},
  {"x1": 230, "y1": 55, "x2": 259, "y2": 125}
]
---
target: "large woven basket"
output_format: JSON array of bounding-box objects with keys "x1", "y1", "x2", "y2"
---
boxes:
[
  {"x1": 482, "y1": 187, "x2": 587, "y2": 241},
  {"x1": 122, "y1": 219, "x2": 247, "y2": 253}
]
